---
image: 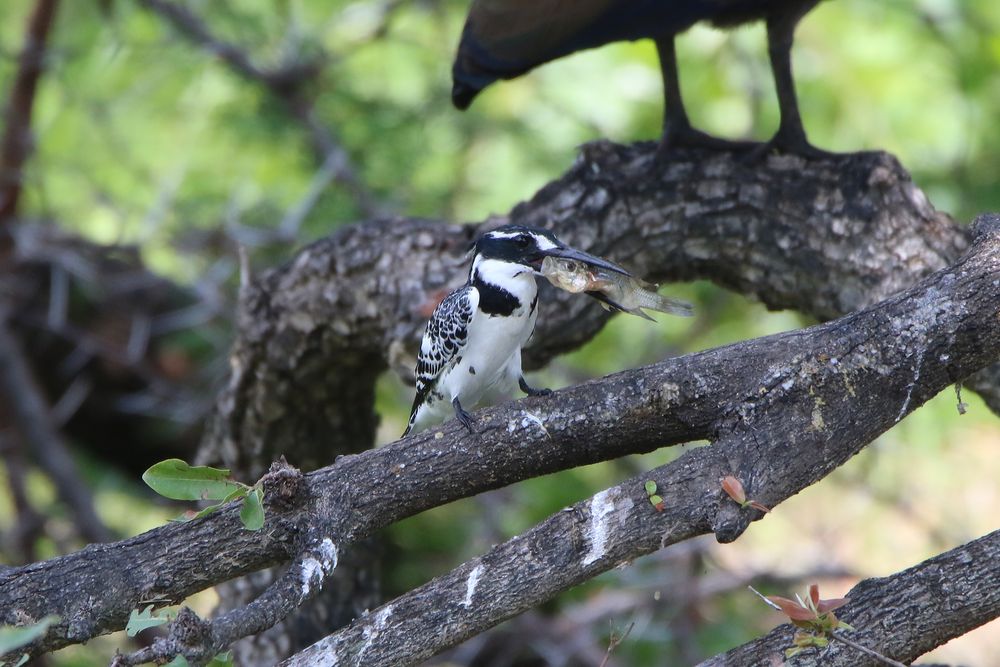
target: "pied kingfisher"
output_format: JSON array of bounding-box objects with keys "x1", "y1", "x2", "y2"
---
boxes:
[{"x1": 404, "y1": 224, "x2": 625, "y2": 436}]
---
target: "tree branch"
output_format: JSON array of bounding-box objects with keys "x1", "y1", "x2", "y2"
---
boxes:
[
  {"x1": 196, "y1": 146, "x2": 988, "y2": 484},
  {"x1": 274, "y1": 215, "x2": 1000, "y2": 665},
  {"x1": 0, "y1": 0, "x2": 59, "y2": 226},
  {"x1": 186, "y1": 144, "x2": 989, "y2": 662},
  {"x1": 694, "y1": 529, "x2": 1000, "y2": 666},
  {"x1": 3, "y1": 211, "x2": 998, "y2": 663}
]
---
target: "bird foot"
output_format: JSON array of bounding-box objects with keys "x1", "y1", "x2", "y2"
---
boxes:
[
  {"x1": 519, "y1": 377, "x2": 552, "y2": 398},
  {"x1": 452, "y1": 398, "x2": 476, "y2": 434}
]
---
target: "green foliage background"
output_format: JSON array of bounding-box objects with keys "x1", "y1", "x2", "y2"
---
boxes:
[{"x1": 1, "y1": 0, "x2": 999, "y2": 664}]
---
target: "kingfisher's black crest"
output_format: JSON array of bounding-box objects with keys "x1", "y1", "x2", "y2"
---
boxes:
[{"x1": 470, "y1": 225, "x2": 561, "y2": 270}]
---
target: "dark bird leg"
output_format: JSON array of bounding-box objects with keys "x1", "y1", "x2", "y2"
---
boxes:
[
  {"x1": 452, "y1": 397, "x2": 476, "y2": 433},
  {"x1": 756, "y1": 2, "x2": 836, "y2": 158},
  {"x1": 654, "y1": 36, "x2": 754, "y2": 156},
  {"x1": 519, "y1": 376, "x2": 552, "y2": 397}
]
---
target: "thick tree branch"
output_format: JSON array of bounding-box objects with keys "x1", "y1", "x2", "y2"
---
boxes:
[
  {"x1": 275, "y1": 217, "x2": 1000, "y2": 666},
  {"x1": 196, "y1": 146, "x2": 987, "y2": 484},
  {"x1": 0, "y1": 0, "x2": 59, "y2": 226},
  {"x1": 695, "y1": 529, "x2": 1000, "y2": 666},
  {"x1": 189, "y1": 143, "x2": 987, "y2": 662},
  {"x1": 3, "y1": 211, "x2": 998, "y2": 663}
]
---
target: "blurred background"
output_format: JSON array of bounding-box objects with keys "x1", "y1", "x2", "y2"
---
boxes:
[{"x1": 1, "y1": 0, "x2": 999, "y2": 664}]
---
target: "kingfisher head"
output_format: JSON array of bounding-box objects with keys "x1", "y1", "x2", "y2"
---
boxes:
[{"x1": 471, "y1": 225, "x2": 626, "y2": 277}]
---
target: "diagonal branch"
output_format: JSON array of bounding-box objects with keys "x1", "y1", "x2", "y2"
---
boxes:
[
  {"x1": 276, "y1": 217, "x2": 1000, "y2": 666},
  {"x1": 694, "y1": 529, "x2": 1000, "y2": 667},
  {"x1": 3, "y1": 211, "x2": 998, "y2": 663},
  {"x1": 197, "y1": 146, "x2": 986, "y2": 487}
]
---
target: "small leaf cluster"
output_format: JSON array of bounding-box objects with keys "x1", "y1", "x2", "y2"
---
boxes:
[
  {"x1": 125, "y1": 607, "x2": 233, "y2": 666},
  {"x1": 643, "y1": 480, "x2": 665, "y2": 512},
  {"x1": 721, "y1": 475, "x2": 771, "y2": 513},
  {"x1": 762, "y1": 584, "x2": 852, "y2": 658},
  {"x1": 142, "y1": 459, "x2": 265, "y2": 531}
]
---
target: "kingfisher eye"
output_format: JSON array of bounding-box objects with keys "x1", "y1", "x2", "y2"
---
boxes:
[{"x1": 515, "y1": 234, "x2": 532, "y2": 247}]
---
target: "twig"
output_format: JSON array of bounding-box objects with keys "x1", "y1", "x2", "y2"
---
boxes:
[
  {"x1": 0, "y1": 307, "x2": 111, "y2": 544},
  {"x1": 598, "y1": 621, "x2": 634, "y2": 667},
  {"x1": 829, "y1": 632, "x2": 908, "y2": 667},
  {"x1": 0, "y1": 0, "x2": 60, "y2": 226}
]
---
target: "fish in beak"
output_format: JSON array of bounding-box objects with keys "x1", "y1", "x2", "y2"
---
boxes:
[{"x1": 535, "y1": 244, "x2": 630, "y2": 275}]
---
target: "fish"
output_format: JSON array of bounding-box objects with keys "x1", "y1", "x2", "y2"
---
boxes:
[{"x1": 541, "y1": 256, "x2": 693, "y2": 321}]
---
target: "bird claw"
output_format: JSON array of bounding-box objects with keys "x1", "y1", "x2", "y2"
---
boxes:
[
  {"x1": 519, "y1": 377, "x2": 552, "y2": 397},
  {"x1": 453, "y1": 398, "x2": 476, "y2": 433}
]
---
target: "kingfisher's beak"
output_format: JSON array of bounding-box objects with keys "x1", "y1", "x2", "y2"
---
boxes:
[{"x1": 539, "y1": 245, "x2": 630, "y2": 275}]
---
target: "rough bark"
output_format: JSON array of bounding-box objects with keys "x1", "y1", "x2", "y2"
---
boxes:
[
  {"x1": 277, "y1": 215, "x2": 1000, "y2": 666},
  {"x1": 3, "y1": 211, "x2": 998, "y2": 664},
  {"x1": 200, "y1": 146, "x2": 983, "y2": 485},
  {"x1": 190, "y1": 144, "x2": 992, "y2": 663},
  {"x1": 694, "y1": 529, "x2": 1000, "y2": 667}
]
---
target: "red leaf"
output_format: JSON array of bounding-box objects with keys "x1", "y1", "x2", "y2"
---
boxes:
[
  {"x1": 817, "y1": 597, "x2": 849, "y2": 614},
  {"x1": 809, "y1": 584, "x2": 820, "y2": 608},
  {"x1": 767, "y1": 596, "x2": 816, "y2": 622},
  {"x1": 721, "y1": 476, "x2": 746, "y2": 504},
  {"x1": 748, "y1": 500, "x2": 771, "y2": 513}
]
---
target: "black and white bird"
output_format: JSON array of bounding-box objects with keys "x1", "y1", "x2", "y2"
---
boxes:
[{"x1": 404, "y1": 224, "x2": 625, "y2": 436}]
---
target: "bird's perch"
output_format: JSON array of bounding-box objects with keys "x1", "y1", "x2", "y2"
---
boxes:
[{"x1": 4, "y1": 205, "x2": 1000, "y2": 665}]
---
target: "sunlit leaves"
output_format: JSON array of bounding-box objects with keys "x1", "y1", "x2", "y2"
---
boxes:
[{"x1": 142, "y1": 459, "x2": 265, "y2": 531}]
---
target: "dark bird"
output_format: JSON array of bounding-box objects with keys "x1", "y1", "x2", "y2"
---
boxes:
[{"x1": 452, "y1": 0, "x2": 829, "y2": 156}]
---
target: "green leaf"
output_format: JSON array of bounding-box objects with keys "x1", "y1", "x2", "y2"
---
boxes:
[
  {"x1": 206, "y1": 651, "x2": 234, "y2": 667},
  {"x1": 0, "y1": 616, "x2": 59, "y2": 656},
  {"x1": 644, "y1": 480, "x2": 657, "y2": 496},
  {"x1": 14, "y1": 654, "x2": 29, "y2": 667},
  {"x1": 240, "y1": 487, "x2": 265, "y2": 531},
  {"x1": 142, "y1": 459, "x2": 245, "y2": 501},
  {"x1": 125, "y1": 605, "x2": 174, "y2": 637}
]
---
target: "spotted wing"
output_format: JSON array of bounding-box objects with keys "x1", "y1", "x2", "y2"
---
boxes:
[{"x1": 406, "y1": 285, "x2": 478, "y2": 431}]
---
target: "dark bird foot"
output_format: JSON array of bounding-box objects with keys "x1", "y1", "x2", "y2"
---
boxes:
[
  {"x1": 452, "y1": 397, "x2": 476, "y2": 433},
  {"x1": 519, "y1": 376, "x2": 552, "y2": 398}
]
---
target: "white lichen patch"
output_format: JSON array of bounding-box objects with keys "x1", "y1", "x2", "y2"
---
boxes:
[
  {"x1": 299, "y1": 538, "x2": 339, "y2": 599},
  {"x1": 461, "y1": 563, "x2": 484, "y2": 608},
  {"x1": 358, "y1": 605, "x2": 394, "y2": 660},
  {"x1": 300, "y1": 557, "x2": 324, "y2": 598},
  {"x1": 581, "y1": 488, "x2": 633, "y2": 566}
]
